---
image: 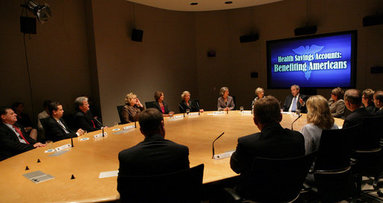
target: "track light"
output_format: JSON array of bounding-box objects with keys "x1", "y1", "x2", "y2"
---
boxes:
[{"x1": 22, "y1": 0, "x2": 52, "y2": 23}]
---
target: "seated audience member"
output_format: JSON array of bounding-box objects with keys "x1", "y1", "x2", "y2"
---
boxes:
[
  {"x1": 153, "y1": 91, "x2": 174, "y2": 116},
  {"x1": 362, "y1": 88, "x2": 376, "y2": 113},
  {"x1": 122, "y1": 93, "x2": 144, "y2": 123},
  {"x1": 118, "y1": 108, "x2": 189, "y2": 178},
  {"x1": 11, "y1": 102, "x2": 38, "y2": 140},
  {"x1": 328, "y1": 87, "x2": 345, "y2": 118},
  {"x1": 11, "y1": 102, "x2": 33, "y2": 131},
  {"x1": 343, "y1": 89, "x2": 371, "y2": 129},
  {"x1": 251, "y1": 87, "x2": 264, "y2": 113},
  {"x1": 0, "y1": 107, "x2": 45, "y2": 161},
  {"x1": 37, "y1": 100, "x2": 51, "y2": 131},
  {"x1": 374, "y1": 90, "x2": 383, "y2": 115},
  {"x1": 178, "y1": 91, "x2": 202, "y2": 113},
  {"x1": 301, "y1": 95, "x2": 338, "y2": 154},
  {"x1": 44, "y1": 102, "x2": 84, "y2": 142},
  {"x1": 230, "y1": 96, "x2": 305, "y2": 195},
  {"x1": 73, "y1": 96, "x2": 102, "y2": 132},
  {"x1": 283, "y1": 84, "x2": 307, "y2": 113},
  {"x1": 217, "y1": 87, "x2": 235, "y2": 111}
]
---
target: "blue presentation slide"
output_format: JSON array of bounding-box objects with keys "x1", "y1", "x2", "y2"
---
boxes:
[{"x1": 268, "y1": 33, "x2": 354, "y2": 88}]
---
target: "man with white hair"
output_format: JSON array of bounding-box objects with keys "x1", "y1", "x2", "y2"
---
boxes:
[{"x1": 73, "y1": 96, "x2": 102, "y2": 132}]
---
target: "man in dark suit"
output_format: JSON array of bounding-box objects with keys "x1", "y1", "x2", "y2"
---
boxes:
[
  {"x1": 73, "y1": 96, "x2": 102, "y2": 132},
  {"x1": 0, "y1": 107, "x2": 45, "y2": 161},
  {"x1": 230, "y1": 96, "x2": 305, "y2": 196},
  {"x1": 374, "y1": 90, "x2": 383, "y2": 115},
  {"x1": 118, "y1": 108, "x2": 189, "y2": 179},
  {"x1": 44, "y1": 102, "x2": 84, "y2": 142},
  {"x1": 283, "y1": 84, "x2": 308, "y2": 113},
  {"x1": 343, "y1": 89, "x2": 371, "y2": 129}
]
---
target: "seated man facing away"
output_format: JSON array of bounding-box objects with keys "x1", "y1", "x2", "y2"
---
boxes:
[
  {"x1": 44, "y1": 102, "x2": 84, "y2": 142},
  {"x1": 0, "y1": 107, "x2": 45, "y2": 161},
  {"x1": 343, "y1": 89, "x2": 371, "y2": 129},
  {"x1": 73, "y1": 96, "x2": 102, "y2": 132},
  {"x1": 230, "y1": 96, "x2": 305, "y2": 195},
  {"x1": 118, "y1": 108, "x2": 190, "y2": 178},
  {"x1": 374, "y1": 90, "x2": 383, "y2": 115}
]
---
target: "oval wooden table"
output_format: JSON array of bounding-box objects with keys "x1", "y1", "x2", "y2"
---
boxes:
[{"x1": 0, "y1": 111, "x2": 344, "y2": 202}]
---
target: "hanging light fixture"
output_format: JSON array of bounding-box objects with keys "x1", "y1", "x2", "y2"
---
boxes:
[{"x1": 22, "y1": 0, "x2": 52, "y2": 23}]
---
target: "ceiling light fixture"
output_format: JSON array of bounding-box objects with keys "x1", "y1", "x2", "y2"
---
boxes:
[{"x1": 21, "y1": 0, "x2": 52, "y2": 23}]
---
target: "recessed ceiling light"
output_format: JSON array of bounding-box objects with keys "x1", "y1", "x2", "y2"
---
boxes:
[
  {"x1": 225, "y1": 1, "x2": 233, "y2": 4},
  {"x1": 190, "y1": 2, "x2": 198, "y2": 5}
]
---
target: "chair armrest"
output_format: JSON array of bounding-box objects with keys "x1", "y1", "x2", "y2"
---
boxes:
[{"x1": 223, "y1": 187, "x2": 242, "y2": 202}]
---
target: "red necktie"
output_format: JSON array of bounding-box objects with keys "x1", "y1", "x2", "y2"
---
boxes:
[
  {"x1": 91, "y1": 120, "x2": 96, "y2": 128},
  {"x1": 13, "y1": 125, "x2": 30, "y2": 144}
]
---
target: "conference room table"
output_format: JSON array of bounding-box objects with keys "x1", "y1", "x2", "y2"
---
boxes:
[{"x1": 0, "y1": 111, "x2": 344, "y2": 202}]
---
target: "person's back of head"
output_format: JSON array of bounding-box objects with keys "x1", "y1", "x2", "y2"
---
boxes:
[
  {"x1": 42, "y1": 100, "x2": 52, "y2": 110},
  {"x1": 374, "y1": 91, "x2": 383, "y2": 108},
  {"x1": 139, "y1": 108, "x2": 164, "y2": 136},
  {"x1": 253, "y1": 96, "x2": 282, "y2": 127},
  {"x1": 344, "y1": 89, "x2": 361, "y2": 111},
  {"x1": 306, "y1": 95, "x2": 334, "y2": 129}
]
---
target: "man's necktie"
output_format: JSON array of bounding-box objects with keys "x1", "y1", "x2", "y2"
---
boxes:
[
  {"x1": 291, "y1": 96, "x2": 297, "y2": 112},
  {"x1": 57, "y1": 120, "x2": 70, "y2": 134},
  {"x1": 13, "y1": 125, "x2": 30, "y2": 144}
]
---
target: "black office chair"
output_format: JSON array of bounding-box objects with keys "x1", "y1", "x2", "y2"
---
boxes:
[
  {"x1": 39, "y1": 117, "x2": 52, "y2": 143},
  {"x1": 225, "y1": 153, "x2": 315, "y2": 202},
  {"x1": 116, "y1": 105, "x2": 126, "y2": 124},
  {"x1": 117, "y1": 164, "x2": 204, "y2": 203},
  {"x1": 352, "y1": 115, "x2": 383, "y2": 196},
  {"x1": 145, "y1": 101, "x2": 156, "y2": 109},
  {"x1": 310, "y1": 125, "x2": 359, "y2": 202}
]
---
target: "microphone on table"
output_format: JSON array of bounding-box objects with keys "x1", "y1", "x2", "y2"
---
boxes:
[
  {"x1": 178, "y1": 103, "x2": 186, "y2": 117},
  {"x1": 94, "y1": 118, "x2": 105, "y2": 137},
  {"x1": 195, "y1": 100, "x2": 201, "y2": 115},
  {"x1": 291, "y1": 110, "x2": 302, "y2": 130},
  {"x1": 212, "y1": 132, "x2": 225, "y2": 159}
]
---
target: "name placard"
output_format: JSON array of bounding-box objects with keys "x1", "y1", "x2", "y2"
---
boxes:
[
  {"x1": 169, "y1": 115, "x2": 184, "y2": 121},
  {"x1": 123, "y1": 125, "x2": 135, "y2": 130},
  {"x1": 209, "y1": 111, "x2": 225, "y2": 116},
  {"x1": 241, "y1": 110, "x2": 252, "y2": 115},
  {"x1": 213, "y1": 150, "x2": 235, "y2": 160},
  {"x1": 55, "y1": 144, "x2": 71, "y2": 152},
  {"x1": 94, "y1": 132, "x2": 108, "y2": 139},
  {"x1": 188, "y1": 112, "x2": 199, "y2": 116}
]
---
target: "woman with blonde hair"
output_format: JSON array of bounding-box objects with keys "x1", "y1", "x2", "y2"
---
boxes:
[
  {"x1": 122, "y1": 93, "x2": 144, "y2": 123},
  {"x1": 301, "y1": 95, "x2": 338, "y2": 154}
]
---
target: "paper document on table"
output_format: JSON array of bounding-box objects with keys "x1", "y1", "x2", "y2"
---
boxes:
[
  {"x1": 99, "y1": 170, "x2": 119, "y2": 178},
  {"x1": 23, "y1": 170, "x2": 54, "y2": 184}
]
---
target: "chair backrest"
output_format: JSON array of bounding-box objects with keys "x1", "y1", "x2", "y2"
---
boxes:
[
  {"x1": 314, "y1": 125, "x2": 359, "y2": 171},
  {"x1": 145, "y1": 101, "x2": 156, "y2": 109},
  {"x1": 356, "y1": 115, "x2": 383, "y2": 151},
  {"x1": 116, "y1": 105, "x2": 126, "y2": 124},
  {"x1": 39, "y1": 117, "x2": 51, "y2": 142},
  {"x1": 240, "y1": 153, "x2": 315, "y2": 202},
  {"x1": 117, "y1": 164, "x2": 204, "y2": 203}
]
